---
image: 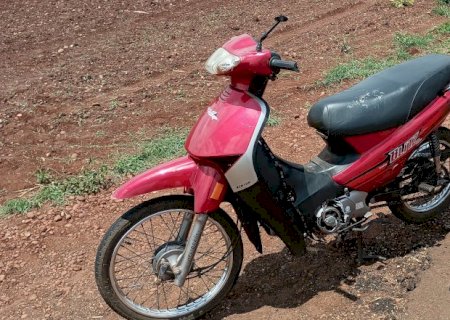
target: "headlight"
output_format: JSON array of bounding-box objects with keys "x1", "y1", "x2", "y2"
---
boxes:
[{"x1": 205, "y1": 48, "x2": 241, "y2": 75}]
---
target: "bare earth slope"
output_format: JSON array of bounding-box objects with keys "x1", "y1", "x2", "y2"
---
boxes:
[
  {"x1": 404, "y1": 233, "x2": 450, "y2": 320},
  {"x1": 0, "y1": 0, "x2": 449, "y2": 319}
]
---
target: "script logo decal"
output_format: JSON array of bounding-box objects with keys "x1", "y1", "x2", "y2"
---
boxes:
[{"x1": 388, "y1": 131, "x2": 421, "y2": 164}]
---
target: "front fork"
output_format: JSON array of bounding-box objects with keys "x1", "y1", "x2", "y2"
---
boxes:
[{"x1": 170, "y1": 213, "x2": 208, "y2": 287}]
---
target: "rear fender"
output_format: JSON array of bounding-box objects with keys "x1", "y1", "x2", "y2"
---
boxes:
[{"x1": 112, "y1": 156, "x2": 227, "y2": 213}]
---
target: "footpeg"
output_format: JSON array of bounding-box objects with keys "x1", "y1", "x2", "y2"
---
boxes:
[{"x1": 338, "y1": 212, "x2": 374, "y2": 234}]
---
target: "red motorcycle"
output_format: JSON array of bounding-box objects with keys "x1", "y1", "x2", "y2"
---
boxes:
[{"x1": 95, "y1": 16, "x2": 450, "y2": 320}]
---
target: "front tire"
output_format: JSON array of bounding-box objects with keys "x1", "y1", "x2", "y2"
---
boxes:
[
  {"x1": 95, "y1": 195, "x2": 243, "y2": 320},
  {"x1": 388, "y1": 128, "x2": 450, "y2": 224}
]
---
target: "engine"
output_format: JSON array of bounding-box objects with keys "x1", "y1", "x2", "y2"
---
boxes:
[{"x1": 316, "y1": 190, "x2": 371, "y2": 234}]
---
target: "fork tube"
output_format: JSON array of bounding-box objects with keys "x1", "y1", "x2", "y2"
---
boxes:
[
  {"x1": 174, "y1": 213, "x2": 208, "y2": 287},
  {"x1": 176, "y1": 212, "x2": 194, "y2": 243}
]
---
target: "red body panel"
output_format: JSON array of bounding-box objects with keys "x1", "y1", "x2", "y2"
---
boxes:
[
  {"x1": 334, "y1": 93, "x2": 450, "y2": 191},
  {"x1": 185, "y1": 86, "x2": 262, "y2": 158}
]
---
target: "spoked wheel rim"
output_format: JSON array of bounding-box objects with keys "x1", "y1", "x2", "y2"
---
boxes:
[
  {"x1": 402, "y1": 140, "x2": 450, "y2": 213},
  {"x1": 109, "y1": 209, "x2": 234, "y2": 318}
]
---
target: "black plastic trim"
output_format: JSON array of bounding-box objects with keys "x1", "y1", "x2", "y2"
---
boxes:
[{"x1": 235, "y1": 182, "x2": 306, "y2": 256}]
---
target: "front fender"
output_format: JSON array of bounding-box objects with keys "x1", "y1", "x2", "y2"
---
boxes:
[
  {"x1": 112, "y1": 156, "x2": 196, "y2": 200},
  {"x1": 112, "y1": 156, "x2": 228, "y2": 213}
]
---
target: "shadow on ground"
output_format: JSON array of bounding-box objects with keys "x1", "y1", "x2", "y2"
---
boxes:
[{"x1": 204, "y1": 210, "x2": 450, "y2": 319}]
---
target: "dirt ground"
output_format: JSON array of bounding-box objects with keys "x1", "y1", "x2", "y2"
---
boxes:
[{"x1": 0, "y1": 0, "x2": 449, "y2": 319}]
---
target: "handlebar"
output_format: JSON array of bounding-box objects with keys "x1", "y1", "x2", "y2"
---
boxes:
[{"x1": 269, "y1": 58, "x2": 299, "y2": 72}]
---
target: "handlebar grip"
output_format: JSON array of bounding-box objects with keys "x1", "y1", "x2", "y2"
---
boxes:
[{"x1": 270, "y1": 58, "x2": 299, "y2": 72}]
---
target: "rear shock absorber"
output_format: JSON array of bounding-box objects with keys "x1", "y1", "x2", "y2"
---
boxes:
[{"x1": 429, "y1": 132, "x2": 441, "y2": 175}]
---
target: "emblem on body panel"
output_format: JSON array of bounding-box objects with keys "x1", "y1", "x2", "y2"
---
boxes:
[
  {"x1": 207, "y1": 107, "x2": 218, "y2": 121},
  {"x1": 387, "y1": 131, "x2": 421, "y2": 164}
]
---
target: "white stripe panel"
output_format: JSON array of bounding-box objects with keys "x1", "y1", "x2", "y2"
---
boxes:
[{"x1": 225, "y1": 92, "x2": 268, "y2": 192}]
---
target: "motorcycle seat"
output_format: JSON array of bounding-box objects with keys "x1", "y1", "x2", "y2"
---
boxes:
[{"x1": 307, "y1": 54, "x2": 450, "y2": 136}]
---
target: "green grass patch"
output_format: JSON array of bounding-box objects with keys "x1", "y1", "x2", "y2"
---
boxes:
[
  {"x1": 34, "y1": 168, "x2": 110, "y2": 205},
  {"x1": 433, "y1": 5, "x2": 450, "y2": 17},
  {"x1": 321, "y1": 58, "x2": 398, "y2": 86},
  {"x1": 433, "y1": 0, "x2": 450, "y2": 17},
  {"x1": 113, "y1": 129, "x2": 187, "y2": 176},
  {"x1": 394, "y1": 32, "x2": 434, "y2": 50},
  {"x1": 1, "y1": 167, "x2": 110, "y2": 216},
  {"x1": 394, "y1": 32, "x2": 434, "y2": 60},
  {"x1": 56, "y1": 167, "x2": 109, "y2": 196},
  {"x1": 35, "y1": 169, "x2": 53, "y2": 185},
  {"x1": 0, "y1": 199, "x2": 34, "y2": 216},
  {"x1": 33, "y1": 184, "x2": 66, "y2": 205},
  {"x1": 267, "y1": 114, "x2": 281, "y2": 127},
  {"x1": 434, "y1": 22, "x2": 450, "y2": 34}
]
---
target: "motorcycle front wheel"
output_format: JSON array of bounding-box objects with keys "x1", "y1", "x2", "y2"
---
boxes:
[{"x1": 95, "y1": 195, "x2": 243, "y2": 320}]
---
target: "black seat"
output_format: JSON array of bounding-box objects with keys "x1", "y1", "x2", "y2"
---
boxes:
[{"x1": 308, "y1": 54, "x2": 450, "y2": 136}]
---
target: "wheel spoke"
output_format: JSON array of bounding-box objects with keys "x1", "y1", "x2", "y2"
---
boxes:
[
  {"x1": 116, "y1": 246, "x2": 152, "y2": 267},
  {"x1": 159, "y1": 214, "x2": 177, "y2": 241},
  {"x1": 199, "y1": 274, "x2": 211, "y2": 291},
  {"x1": 132, "y1": 228, "x2": 171, "y2": 244},
  {"x1": 140, "y1": 223, "x2": 155, "y2": 251}
]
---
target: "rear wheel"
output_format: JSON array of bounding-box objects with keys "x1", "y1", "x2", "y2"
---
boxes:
[
  {"x1": 388, "y1": 128, "x2": 450, "y2": 224},
  {"x1": 95, "y1": 195, "x2": 243, "y2": 320}
]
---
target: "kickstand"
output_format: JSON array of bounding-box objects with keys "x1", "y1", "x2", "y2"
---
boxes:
[{"x1": 355, "y1": 230, "x2": 386, "y2": 264}]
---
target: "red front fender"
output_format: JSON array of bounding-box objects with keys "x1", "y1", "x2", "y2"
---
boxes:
[
  {"x1": 112, "y1": 156, "x2": 227, "y2": 213},
  {"x1": 112, "y1": 156, "x2": 196, "y2": 200}
]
